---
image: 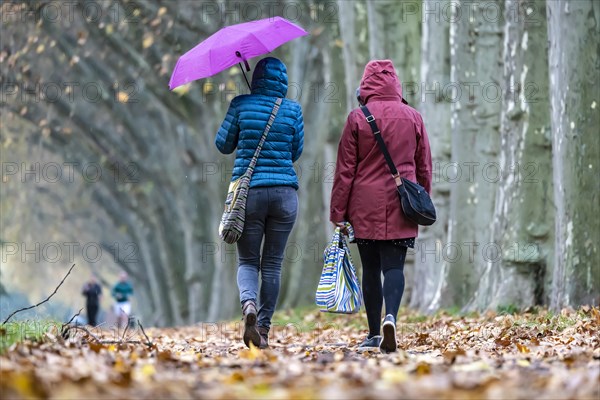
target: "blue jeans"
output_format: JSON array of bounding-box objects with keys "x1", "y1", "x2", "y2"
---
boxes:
[{"x1": 237, "y1": 186, "x2": 298, "y2": 328}]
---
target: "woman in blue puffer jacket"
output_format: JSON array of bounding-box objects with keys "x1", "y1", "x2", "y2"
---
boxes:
[{"x1": 215, "y1": 57, "x2": 304, "y2": 349}]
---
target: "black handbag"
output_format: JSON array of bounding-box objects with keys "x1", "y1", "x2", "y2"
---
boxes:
[{"x1": 360, "y1": 105, "x2": 436, "y2": 226}]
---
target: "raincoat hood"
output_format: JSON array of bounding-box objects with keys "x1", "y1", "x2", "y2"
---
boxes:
[
  {"x1": 359, "y1": 60, "x2": 402, "y2": 104},
  {"x1": 251, "y1": 57, "x2": 288, "y2": 98}
]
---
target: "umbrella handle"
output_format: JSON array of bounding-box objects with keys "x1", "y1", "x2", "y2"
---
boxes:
[
  {"x1": 237, "y1": 63, "x2": 251, "y2": 91},
  {"x1": 235, "y1": 51, "x2": 251, "y2": 72},
  {"x1": 235, "y1": 51, "x2": 251, "y2": 91}
]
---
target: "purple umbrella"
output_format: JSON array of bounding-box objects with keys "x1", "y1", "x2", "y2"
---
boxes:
[{"x1": 169, "y1": 16, "x2": 308, "y2": 90}]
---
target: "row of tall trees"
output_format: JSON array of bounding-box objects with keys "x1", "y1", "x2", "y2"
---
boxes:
[
  {"x1": 2, "y1": 0, "x2": 342, "y2": 325},
  {"x1": 1, "y1": 0, "x2": 597, "y2": 325},
  {"x1": 406, "y1": 0, "x2": 599, "y2": 311}
]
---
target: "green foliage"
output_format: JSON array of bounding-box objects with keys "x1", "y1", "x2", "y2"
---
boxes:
[
  {"x1": 404, "y1": 314, "x2": 428, "y2": 323},
  {"x1": 271, "y1": 305, "x2": 365, "y2": 332},
  {"x1": 497, "y1": 304, "x2": 520, "y2": 315},
  {"x1": 0, "y1": 320, "x2": 59, "y2": 354},
  {"x1": 437, "y1": 306, "x2": 462, "y2": 317},
  {"x1": 507, "y1": 309, "x2": 581, "y2": 331},
  {"x1": 271, "y1": 306, "x2": 491, "y2": 332},
  {"x1": 540, "y1": 312, "x2": 579, "y2": 332}
]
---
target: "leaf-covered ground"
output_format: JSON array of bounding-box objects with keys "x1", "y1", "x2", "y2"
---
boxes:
[{"x1": 1, "y1": 307, "x2": 599, "y2": 399}]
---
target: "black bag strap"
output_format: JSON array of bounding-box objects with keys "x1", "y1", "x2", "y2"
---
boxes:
[{"x1": 359, "y1": 105, "x2": 402, "y2": 185}]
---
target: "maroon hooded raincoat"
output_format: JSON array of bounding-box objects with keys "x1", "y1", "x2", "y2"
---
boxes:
[{"x1": 330, "y1": 60, "x2": 432, "y2": 240}]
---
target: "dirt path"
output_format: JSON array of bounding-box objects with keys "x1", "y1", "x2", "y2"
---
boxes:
[{"x1": 1, "y1": 308, "x2": 598, "y2": 399}]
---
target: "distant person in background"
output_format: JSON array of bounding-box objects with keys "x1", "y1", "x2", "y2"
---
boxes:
[
  {"x1": 82, "y1": 275, "x2": 102, "y2": 326},
  {"x1": 111, "y1": 272, "x2": 134, "y2": 328}
]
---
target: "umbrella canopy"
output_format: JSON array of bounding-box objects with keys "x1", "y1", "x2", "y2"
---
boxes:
[{"x1": 169, "y1": 16, "x2": 308, "y2": 90}]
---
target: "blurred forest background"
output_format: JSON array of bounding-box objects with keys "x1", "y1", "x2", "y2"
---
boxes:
[{"x1": 0, "y1": 0, "x2": 598, "y2": 326}]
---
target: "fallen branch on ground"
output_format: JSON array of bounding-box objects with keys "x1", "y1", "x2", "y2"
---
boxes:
[
  {"x1": 62, "y1": 325, "x2": 102, "y2": 343},
  {"x1": 63, "y1": 325, "x2": 143, "y2": 345},
  {"x1": 63, "y1": 308, "x2": 83, "y2": 327},
  {"x1": 121, "y1": 317, "x2": 129, "y2": 341},
  {"x1": 2, "y1": 264, "x2": 76, "y2": 325},
  {"x1": 61, "y1": 308, "x2": 83, "y2": 339},
  {"x1": 61, "y1": 320, "x2": 154, "y2": 347},
  {"x1": 138, "y1": 319, "x2": 154, "y2": 348}
]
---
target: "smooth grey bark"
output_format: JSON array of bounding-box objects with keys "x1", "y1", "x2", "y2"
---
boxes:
[
  {"x1": 440, "y1": 0, "x2": 504, "y2": 308},
  {"x1": 366, "y1": 0, "x2": 384, "y2": 58},
  {"x1": 364, "y1": 0, "x2": 421, "y2": 105},
  {"x1": 337, "y1": 1, "x2": 359, "y2": 114},
  {"x1": 467, "y1": 0, "x2": 554, "y2": 310},
  {"x1": 280, "y1": 13, "x2": 332, "y2": 309},
  {"x1": 547, "y1": 0, "x2": 600, "y2": 308},
  {"x1": 411, "y1": 0, "x2": 452, "y2": 312}
]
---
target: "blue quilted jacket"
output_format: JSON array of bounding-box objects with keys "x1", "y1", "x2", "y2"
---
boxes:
[{"x1": 215, "y1": 57, "x2": 304, "y2": 189}]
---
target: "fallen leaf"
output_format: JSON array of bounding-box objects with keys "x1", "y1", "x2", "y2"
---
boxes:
[
  {"x1": 157, "y1": 350, "x2": 174, "y2": 362},
  {"x1": 442, "y1": 348, "x2": 466, "y2": 364},
  {"x1": 238, "y1": 342, "x2": 262, "y2": 361},
  {"x1": 225, "y1": 371, "x2": 245, "y2": 384},
  {"x1": 381, "y1": 368, "x2": 407, "y2": 383},
  {"x1": 453, "y1": 360, "x2": 491, "y2": 372},
  {"x1": 415, "y1": 361, "x2": 431, "y2": 375},
  {"x1": 516, "y1": 343, "x2": 530, "y2": 353},
  {"x1": 516, "y1": 359, "x2": 530, "y2": 367},
  {"x1": 495, "y1": 338, "x2": 512, "y2": 347},
  {"x1": 88, "y1": 341, "x2": 104, "y2": 353}
]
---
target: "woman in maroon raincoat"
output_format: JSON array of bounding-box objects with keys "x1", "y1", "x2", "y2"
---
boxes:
[{"x1": 330, "y1": 60, "x2": 432, "y2": 353}]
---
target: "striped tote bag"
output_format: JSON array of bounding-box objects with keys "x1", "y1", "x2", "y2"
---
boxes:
[
  {"x1": 218, "y1": 98, "x2": 282, "y2": 244},
  {"x1": 315, "y1": 227, "x2": 363, "y2": 313}
]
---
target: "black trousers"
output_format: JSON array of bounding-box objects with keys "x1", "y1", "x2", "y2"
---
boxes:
[
  {"x1": 86, "y1": 303, "x2": 99, "y2": 326},
  {"x1": 357, "y1": 241, "x2": 408, "y2": 338}
]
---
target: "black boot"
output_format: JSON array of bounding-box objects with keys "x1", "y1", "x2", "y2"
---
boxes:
[
  {"x1": 257, "y1": 326, "x2": 269, "y2": 349},
  {"x1": 242, "y1": 300, "x2": 261, "y2": 348}
]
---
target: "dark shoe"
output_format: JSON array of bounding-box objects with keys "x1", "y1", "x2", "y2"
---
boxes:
[
  {"x1": 380, "y1": 314, "x2": 397, "y2": 353},
  {"x1": 257, "y1": 326, "x2": 269, "y2": 349},
  {"x1": 242, "y1": 300, "x2": 261, "y2": 348},
  {"x1": 357, "y1": 335, "x2": 382, "y2": 351}
]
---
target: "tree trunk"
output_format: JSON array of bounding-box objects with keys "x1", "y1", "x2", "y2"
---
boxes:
[
  {"x1": 438, "y1": 0, "x2": 504, "y2": 309},
  {"x1": 337, "y1": 1, "x2": 360, "y2": 114},
  {"x1": 280, "y1": 14, "x2": 332, "y2": 309},
  {"x1": 410, "y1": 0, "x2": 452, "y2": 312},
  {"x1": 365, "y1": 0, "x2": 421, "y2": 104},
  {"x1": 366, "y1": 0, "x2": 384, "y2": 58},
  {"x1": 1, "y1": 0, "x2": 230, "y2": 325},
  {"x1": 547, "y1": 0, "x2": 600, "y2": 308},
  {"x1": 467, "y1": 0, "x2": 554, "y2": 310}
]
